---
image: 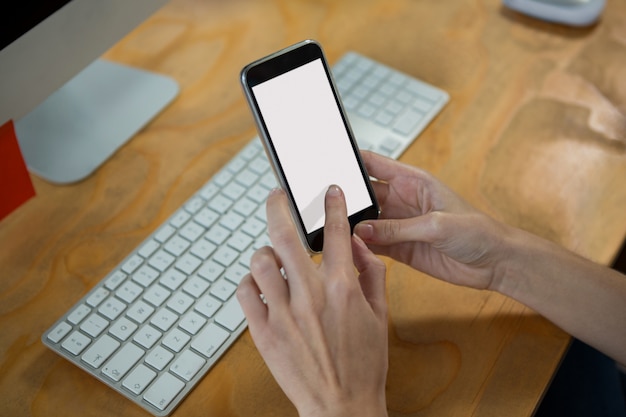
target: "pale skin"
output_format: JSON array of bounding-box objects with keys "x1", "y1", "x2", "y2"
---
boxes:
[
  {"x1": 236, "y1": 185, "x2": 389, "y2": 417},
  {"x1": 237, "y1": 150, "x2": 626, "y2": 416}
]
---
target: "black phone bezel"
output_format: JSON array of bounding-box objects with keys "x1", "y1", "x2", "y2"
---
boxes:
[{"x1": 241, "y1": 40, "x2": 379, "y2": 252}]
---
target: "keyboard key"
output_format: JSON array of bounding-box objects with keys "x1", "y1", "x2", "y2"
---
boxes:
[
  {"x1": 99, "y1": 297, "x2": 126, "y2": 321},
  {"x1": 194, "y1": 294, "x2": 222, "y2": 318},
  {"x1": 143, "y1": 284, "x2": 171, "y2": 307},
  {"x1": 193, "y1": 207, "x2": 219, "y2": 228},
  {"x1": 145, "y1": 345, "x2": 174, "y2": 371},
  {"x1": 215, "y1": 298, "x2": 246, "y2": 331},
  {"x1": 227, "y1": 231, "x2": 253, "y2": 252},
  {"x1": 80, "y1": 313, "x2": 109, "y2": 338},
  {"x1": 86, "y1": 287, "x2": 110, "y2": 308},
  {"x1": 179, "y1": 311, "x2": 207, "y2": 335},
  {"x1": 134, "y1": 324, "x2": 163, "y2": 349},
  {"x1": 241, "y1": 218, "x2": 265, "y2": 238},
  {"x1": 122, "y1": 364, "x2": 156, "y2": 395},
  {"x1": 67, "y1": 304, "x2": 91, "y2": 325},
  {"x1": 82, "y1": 334, "x2": 119, "y2": 369},
  {"x1": 222, "y1": 181, "x2": 246, "y2": 201},
  {"x1": 197, "y1": 260, "x2": 225, "y2": 283},
  {"x1": 109, "y1": 317, "x2": 138, "y2": 341},
  {"x1": 219, "y1": 211, "x2": 244, "y2": 231},
  {"x1": 374, "y1": 111, "x2": 394, "y2": 127},
  {"x1": 248, "y1": 157, "x2": 269, "y2": 175},
  {"x1": 259, "y1": 171, "x2": 277, "y2": 189},
  {"x1": 226, "y1": 155, "x2": 247, "y2": 174},
  {"x1": 150, "y1": 307, "x2": 178, "y2": 332},
  {"x1": 121, "y1": 255, "x2": 143, "y2": 274},
  {"x1": 239, "y1": 248, "x2": 256, "y2": 267},
  {"x1": 182, "y1": 276, "x2": 210, "y2": 298},
  {"x1": 154, "y1": 224, "x2": 176, "y2": 243},
  {"x1": 199, "y1": 182, "x2": 219, "y2": 201},
  {"x1": 393, "y1": 109, "x2": 423, "y2": 135},
  {"x1": 148, "y1": 249, "x2": 175, "y2": 272},
  {"x1": 213, "y1": 246, "x2": 238, "y2": 268},
  {"x1": 102, "y1": 343, "x2": 144, "y2": 382},
  {"x1": 233, "y1": 197, "x2": 257, "y2": 217},
  {"x1": 170, "y1": 210, "x2": 191, "y2": 228},
  {"x1": 191, "y1": 323, "x2": 229, "y2": 358},
  {"x1": 127, "y1": 300, "x2": 155, "y2": 324},
  {"x1": 167, "y1": 291, "x2": 194, "y2": 315},
  {"x1": 116, "y1": 281, "x2": 142, "y2": 304},
  {"x1": 205, "y1": 224, "x2": 230, "y2": 246},
  {"x1": 208, "y1": 195, "x2": 233, "y2": 214},
  {"x1": 240, "y1": 141, "x2": 261, "y2": 160},
  {"x1": 160, "y1": 269, "x2": 186, "y2": 291},
  {"x1": 163, "y1": 328, "x2": 191, "y2": 353},
  {"x1": 164, "y1": 235, "x2": 191, "y2": 257},
  {"x1": 132, "y1": 265, "x2": 159, "y2": 287},
  {"x1": 138, "y1": 239, "x2": 160, "y2": 259},
  {"x1": 184, "y1": 197, "x2": 205, "y2": 214},
  {"x1": 210, "y1": 278, "x2": 237, "y2": 302},
  {"x1": 246, "y1": 184, "x2": 269, "y2": 204},
  {"x1": 143, "y1": 372, "x2": 185, "y2": 411},
  {"x1": 179, "y1": 222, "x2": 205, "y2": 243},
  {"x1": 379, "y1": 137, "x2": 401, "y2": 155},
  {"x1": 175, "y1": 253, "x2": 202, "y2": 276},
  {"x1": 225, "y1": 264, "x2": 249, "y2": 285},
  {"x1": 61, "y1": 331, "x2": 91, "y2": 356},
  {"x1": 171, "y1": 349, "x2": 206, "y2": 381},
  {"x1": 190, "y1": 239, "x2": 217, "y2": 260},
  {"x1": 234, "y1": 169, "x2": 258, "y2": 188},
  {"x1": 104, "y1": 271, "x2": 126, "y2": 291},
  {"x1": 357, "y1": 102, "x2": 377, "y2": 118},
  {"x1": 213, "y1": 170, "x2": 233, "y2": 187},
  {"x1": 413, "y1": 96, "x2": 433, "y2": 113},
  {"x1": 47, "y1": 322, "x2": 72, "y2": 343}
]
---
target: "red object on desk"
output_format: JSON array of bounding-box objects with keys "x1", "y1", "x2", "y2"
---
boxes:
[{"x1": 0, "y1": 120, "x2": 35, "y2": 221}]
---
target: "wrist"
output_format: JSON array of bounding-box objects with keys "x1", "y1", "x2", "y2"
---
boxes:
[{"x1": 488, "y1": 223, "x2": 535, "y2": 298}]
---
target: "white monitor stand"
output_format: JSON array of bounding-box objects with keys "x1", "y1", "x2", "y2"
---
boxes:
[{"x1": 15, "y1": 59, "x2": 179, "y2": 184}]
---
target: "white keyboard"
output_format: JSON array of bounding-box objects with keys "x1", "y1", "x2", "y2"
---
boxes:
[{"x1": 42, "y1": 51, "x2": 448, "y2": 416}]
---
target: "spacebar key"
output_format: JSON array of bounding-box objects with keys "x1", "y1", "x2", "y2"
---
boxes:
[{"x1": 144, "y1": 372, "x2": 185, "y2": 411}]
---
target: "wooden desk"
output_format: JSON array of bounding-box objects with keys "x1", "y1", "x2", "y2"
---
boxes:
[{"x1": 1, "y1": 0, "x2": 625, "y2": 416}]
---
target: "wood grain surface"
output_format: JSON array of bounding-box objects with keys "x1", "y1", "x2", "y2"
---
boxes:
[{"x1": 1, "y1": 0, "x2": 625, "y2": 416}]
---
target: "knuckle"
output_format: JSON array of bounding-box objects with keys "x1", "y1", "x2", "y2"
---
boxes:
[
  {"x1": 327, "y1": 272, "x2": 359, "y2": 299},
  {"x1": 268, "y1": 223, "x2": 296, "y2": 248},
  {"x1": 324, "y1": 219, "x2": 351, "y2": 236},
  {"x1": 292, "y1": 294, "x2": 324, "y2": 318},
  {"x1": 383, "y1": 219, "x2": 401, "y2": 240},
  {"x1": 428, "y1": 211, "x2": 446, "y2": 234},
  {"x1": 249, "y1": 247, "x2": 278, "y2": 277}
]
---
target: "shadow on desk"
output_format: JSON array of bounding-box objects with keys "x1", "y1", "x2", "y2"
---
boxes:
[{"x1": 384, "y1": 308, "x2": 566, "y2": 417}]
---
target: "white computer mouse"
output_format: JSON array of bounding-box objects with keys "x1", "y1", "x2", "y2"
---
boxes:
[{"x1": 502, "y1": 0, "x2": 606, "y2": 26}]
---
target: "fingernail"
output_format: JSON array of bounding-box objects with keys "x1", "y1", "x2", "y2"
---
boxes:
[
  {"x1": 269, "y1": 187, "x2": 282, "y2": 196},
  {"x1": 327, "y1": 185, "x2": 342, "y2": 197},
  {"x1": 354, "y1": 223, "x2": 374, "y2": 240}
]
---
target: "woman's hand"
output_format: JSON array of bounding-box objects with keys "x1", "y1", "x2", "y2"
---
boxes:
[
  {"x1": 356, "y1": 151, "x2": 626, "y2": 365},
  {"x1": 237, "y1": 186, "x2": 389, "y2": 417},
  {"x1": 355, "y1": 151, "x2": 512, "y2": 291}
]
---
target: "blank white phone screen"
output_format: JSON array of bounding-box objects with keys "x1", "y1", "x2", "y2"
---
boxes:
[{"x1": 252, "y1": 58, "x2": 372, "y2": 233}]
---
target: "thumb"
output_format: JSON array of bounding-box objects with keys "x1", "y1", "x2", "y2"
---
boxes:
[
  {"x1": 354, "y1": 214, "x2": 440, "y2": 246},
  {"x1": 351, "y1": 234, "x2": 387, "y2": 317}
]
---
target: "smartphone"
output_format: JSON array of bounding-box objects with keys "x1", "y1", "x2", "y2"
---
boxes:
[{"x1": 240, "y1": 39, "x2": 379, "y2": 252}]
